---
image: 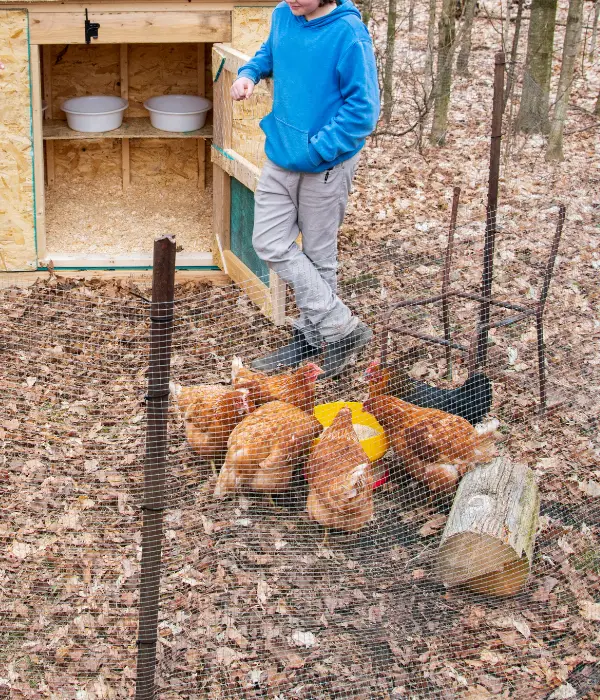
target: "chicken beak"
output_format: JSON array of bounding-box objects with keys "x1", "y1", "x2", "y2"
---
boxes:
[{"x1": 308, "y1": 364, "x2": 324, "y2": 380}]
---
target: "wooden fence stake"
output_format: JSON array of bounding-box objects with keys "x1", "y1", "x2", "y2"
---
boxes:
[{"x1": 135, "y1": 236, "x2": 176, "y2": 700}]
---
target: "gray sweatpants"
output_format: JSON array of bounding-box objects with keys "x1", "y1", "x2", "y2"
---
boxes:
[{"x1": 253, "y1": 152, "x2": 361, "y2": 345}]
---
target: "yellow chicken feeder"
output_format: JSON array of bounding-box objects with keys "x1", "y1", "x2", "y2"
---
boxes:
[{"x1": 313, "y1": 401, "x2": 389, "y2": 463}]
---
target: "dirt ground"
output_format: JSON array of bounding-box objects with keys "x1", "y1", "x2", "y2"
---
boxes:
[{"x1": 1, "y1": 0, "x2": 599, "y2": 697}]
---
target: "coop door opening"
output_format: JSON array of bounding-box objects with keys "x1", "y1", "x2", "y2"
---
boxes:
[{"x1": 40, "y1": 42, "x2": 213, "y2": 263}]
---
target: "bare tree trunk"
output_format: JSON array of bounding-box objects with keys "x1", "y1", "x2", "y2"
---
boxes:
[
  {"x1": 546, "y1": 0, "x2": 585, "y2": 161},
  {"x1": 429, "y1": 0, "x2": 457, "y2": 144},
  {"x1": 456, "y1": 0, "x2": 478, "y2": 75},
  {"x1": 595, "y1": 87, "x2": 600, "y2": 115},
  {"x1": 424, "y1": 0, "x2": 438, "y2": 96},
  {"x1": 517, "y1": 0, "x2": 558, "y2": 133},
  {"x1": 361, "y1": 0, "x2": 373, "y2": 26},
  {"x1": 383, "y1": 0, "x2": 398, "y2": 123},
  {"x1": 503, "y1": 0, "x2": 512, "y2": 52},
  {"x1": 504, "y1": 0, "x2": 525, "y2": 110},
  {"x1": 589, "y1": 0, "x2": 600, "y2": 60},
  {"x1": 408, "y1": 0, "x2": 416, "y2": 31}
]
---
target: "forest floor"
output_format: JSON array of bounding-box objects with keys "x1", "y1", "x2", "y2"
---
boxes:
[{"x1": 1, "y1": 0, "x2": 600, "y2": 697}]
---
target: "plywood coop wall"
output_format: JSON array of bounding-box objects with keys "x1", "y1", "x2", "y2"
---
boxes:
[
  {"x1": 231, "y1": 6, "x2": 272, "y2": 169},
  {"x1": 0, "y1": 10, "x2": 37, "y2": 272}
]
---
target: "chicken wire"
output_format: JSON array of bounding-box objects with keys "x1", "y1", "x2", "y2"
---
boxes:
[{"x1": 1, "y1": 203, "x2": 598, "y2": 699}]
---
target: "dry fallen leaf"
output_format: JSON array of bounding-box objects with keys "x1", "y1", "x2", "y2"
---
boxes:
[
  {"x1": 257, "y1": 580, "x2": 271, "y2": 607},
  {"x1": 10, "y1": 541, "x2": 31, "y2": 560},
  {"x1": 290, "y1": 630, "x2": 317, "y2": 648},
  {"x1": 419, "y1": 514, "x2": 447, "y2": 537},
  {"x1": 215, "y1": 646, "x2": 242, "y2": 666},
  {"x1": 513, "y1": 619, "x2": 531, "y2": 639},
  {"x1": 578, "y1": 479, "x2": 600, "y2": 497},
  {"x1": 579, "y1": 601, "x2": 600, "y2": 621}
]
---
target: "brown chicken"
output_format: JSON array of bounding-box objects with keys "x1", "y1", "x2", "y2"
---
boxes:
[
  {"x1": 231, "y1": 357, "x2": 323, "y2": 413},
  {"x1": 365, "y1": 348, "x2": 426, "y2": 398},
  {"x1": 363, "y1": 395, "x2": 499, "y2": 497},
  {"x1": 305, "y1": 407, "x2": 374, "y2": 541},
  {"x1": 366, "y1": 355, "x2": 493, "y2": 426},
  {"x1": 214, "y1": 400, "x2": 322, "y2": 499},
  {"x1": 170, "y1": 382, "x2": 251, "y2": 472}
]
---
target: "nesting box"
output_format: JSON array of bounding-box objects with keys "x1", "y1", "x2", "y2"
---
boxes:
[{"x1": 0, "y1": 1, "x2": 283, "y2": 319}]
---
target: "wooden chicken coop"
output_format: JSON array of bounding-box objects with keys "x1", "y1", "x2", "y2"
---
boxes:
[{"x1": 1, "y1": 0, "x2": 286, "y2": 321}]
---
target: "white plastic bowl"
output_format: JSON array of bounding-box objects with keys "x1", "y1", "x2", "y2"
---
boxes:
[
  {"x1": 61, "y1": 96, "x2": 128, "y2": 133},
  {"x1": 144, "y1": 95, "x2": 212, "y2": 133}
]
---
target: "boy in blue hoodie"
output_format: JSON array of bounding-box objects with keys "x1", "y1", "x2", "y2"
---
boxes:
[{"x1": 232, "y1": 0, "x2": 380, "y2": 378}]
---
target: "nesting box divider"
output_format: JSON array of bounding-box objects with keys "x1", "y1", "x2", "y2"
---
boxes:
[
  {"x1": 30, "y1": 45, "x2": 47, "y2": 262},
  {"x1": 120, "y1": 44, "x2": 130, "y2": 190},
  {"x1": 42, "y1": 45, "x2": 55, "y2": 188},
  {"x1": 198, "y1": 43, "x2": 206, "y2": 190}
]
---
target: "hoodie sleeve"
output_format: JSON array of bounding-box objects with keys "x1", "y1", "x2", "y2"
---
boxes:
[
  {"x1": 308, "y1": 39, "x2": 380, "y2": 166},
  {"x1": 237, "y1": 34, "x2": 273, "y2": 84}
]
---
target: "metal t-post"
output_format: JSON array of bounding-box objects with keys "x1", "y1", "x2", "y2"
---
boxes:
[
  {"x1": 477, "y1": 51, "x2": 506, "y2": 367},
  {"x1": 442, "y1": 186, "x2": 460, "y2": 379},
  {"x1": 135, "y1": 236, "x2": 176, "y2": 700}
]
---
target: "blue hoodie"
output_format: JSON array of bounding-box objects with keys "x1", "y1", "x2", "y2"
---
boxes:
[{"x1": 237, "y1": 0, "x2": 380, "y2": 173}]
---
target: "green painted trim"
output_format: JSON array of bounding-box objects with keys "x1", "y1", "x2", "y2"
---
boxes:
[
  {"x1": 213, "y1": 56, "x2": 226, "y2": 83},
  {"x1": 32, "y1": 265, "x2": 221, "y2": 272},
  {"x1": 212, "y1": 143, "x2": 234, "y2": 160}
]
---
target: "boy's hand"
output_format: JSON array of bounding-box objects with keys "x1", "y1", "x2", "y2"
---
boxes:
[{"x1": 231, "y1": 77, "x2": 255, "y2": 101}]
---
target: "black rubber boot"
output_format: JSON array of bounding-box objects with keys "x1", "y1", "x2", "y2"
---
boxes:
[
  {"x1": 251, "y1": 329, "x2": 322, "y2": 372},
  {"x1": 320, "y1": 322, "x2": 373, "y2": 379}
]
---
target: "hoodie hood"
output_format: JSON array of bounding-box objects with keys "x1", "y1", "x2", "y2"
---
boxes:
[
  {"x1": 295, "y1": 0, "x2": 362, "y2": 28},
  {"x1": 237, "y1": 0, "x2": 380, "y2": 172}
]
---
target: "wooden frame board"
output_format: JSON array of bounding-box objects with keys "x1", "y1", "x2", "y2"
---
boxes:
[
  {"x1": 211, "y1": 39, "x2": 284, "y2": 325},
  {"x1": 0, "y1": 10, "x2": 37, "y2": 272},
  {"x1": 29, "y1": 9, "x2": 232, "y2": 44}
]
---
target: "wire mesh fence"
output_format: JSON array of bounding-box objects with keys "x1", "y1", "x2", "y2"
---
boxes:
[{"x1": 1, "y1": 200, "x2": 598, "y2": 698}]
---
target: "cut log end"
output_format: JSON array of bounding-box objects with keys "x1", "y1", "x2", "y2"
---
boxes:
[
  {"x1": 437, "y1": 532, "x2": 530, "y2": 597},
  {"x1": 436, "y1": 457, "x2": 539, "y2": 597}
]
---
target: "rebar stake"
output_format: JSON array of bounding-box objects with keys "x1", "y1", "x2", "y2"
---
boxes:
[
  {"x1": 478, "y1": 51, "x2": 506, "y2": 367},
  {"x1": 442, "y1": 186, "x2": 460, "y2": 379},
  {"x1": 536, "y1": 204, "x2": 566, "y2": 414}
]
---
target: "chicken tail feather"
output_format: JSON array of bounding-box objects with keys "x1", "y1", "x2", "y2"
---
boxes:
[
  {"x1": 231, "y1": 356, "x2": 244, "y2": 382},
  {"x1": 473, "y1": 417, "x2": 500, "y2": 460},
  {"x1": 214, "y1": 463, "x2": 238, "y2": 498},
  {"x1": 169, "y1": 381, "x2": 181, "y2": 400}
]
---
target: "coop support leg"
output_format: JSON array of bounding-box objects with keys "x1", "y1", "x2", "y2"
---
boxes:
[{"x1": 135, "y1": 236, "x2": 176, "y2": 700}]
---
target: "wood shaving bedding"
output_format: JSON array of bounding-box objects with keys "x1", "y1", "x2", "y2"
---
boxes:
[{"x1": 45, "y1": 176, "x2": 213, "y2": 255}]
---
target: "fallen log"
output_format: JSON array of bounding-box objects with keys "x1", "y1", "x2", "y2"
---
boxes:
[{"x1": 437, "y1": 457, "x2": 539, "y2": 596}]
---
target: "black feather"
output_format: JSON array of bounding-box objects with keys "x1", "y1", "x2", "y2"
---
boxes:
[{"x1": 400, "y1": 373, "x2": 493, "y2": 426}]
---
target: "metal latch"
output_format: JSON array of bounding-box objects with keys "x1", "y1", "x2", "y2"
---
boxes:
[{"x1": 85, "y1": 9, "x2": 100, "y2": 44}]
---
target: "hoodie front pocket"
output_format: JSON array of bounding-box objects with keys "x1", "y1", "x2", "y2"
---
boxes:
[{"x1": 261, "y1": 114, "x2": 317, "y2": 172}]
